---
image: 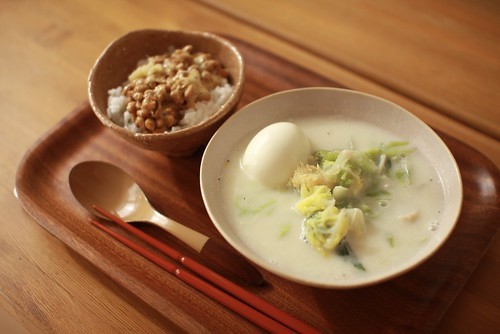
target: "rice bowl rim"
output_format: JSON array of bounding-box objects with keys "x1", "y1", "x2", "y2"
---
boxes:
[{"x1": 88, "y1": 29, "x2": 245, "y2": 140}]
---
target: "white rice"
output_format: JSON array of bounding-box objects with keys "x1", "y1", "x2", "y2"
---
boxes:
[
  {"x1": 106, "y1": 87, "x2": 127, "y2": 125},
  {"x1": 106, "y1": 83, "x2": 233, "y2": 133}
]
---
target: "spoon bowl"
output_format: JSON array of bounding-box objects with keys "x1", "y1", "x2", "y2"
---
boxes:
[
  {"x1": 69, "y1": 160, "x2": 263, "y2": 285},
  {"x1": 69, "y1": 161, "x2": 209, "y2": 252}
]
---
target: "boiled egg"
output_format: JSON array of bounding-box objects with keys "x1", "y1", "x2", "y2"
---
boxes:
[{"x1": 241, "y1": 122, "x2": 311, "y2": 188}]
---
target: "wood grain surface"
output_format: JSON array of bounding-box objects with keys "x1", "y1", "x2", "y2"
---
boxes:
[
  {"x1": 1, "y1": 0, "x2": 499, "y2": 333},
  {"x1": 15, "y1": 38, "x2": 499, "y2": 333},
  {"x1": 202, "y1": 0, "x2": 500, "y2": 140}
]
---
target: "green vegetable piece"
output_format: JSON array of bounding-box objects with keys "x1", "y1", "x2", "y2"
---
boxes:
[
  {"x1": 295, "y1": 185, "x2": 334, "y2": 217},
  {"x1": 278, "y1": 224, "x2": 291, "y2": 237},
  {"x1": 336, "y1": 239, "x2": 366, "y2": 271},
  {"x1": 291, "y1": 141, "x2": 414, "y2": 259},
  {"x1": 354, "y1": 262, "x2": 366, "y2": 271},
  {"x1": 387, "y1": 235, "x2": 395, "y2": 247},
  {"x1": 314, "y1": 150, "x2": 340, "y2": 166},
  {"x1": 381, "y1": 141, "x2": 414, "y2": 157},
  {"x1": 236, "y1": 195, "x2": 276, "y2": 216}
]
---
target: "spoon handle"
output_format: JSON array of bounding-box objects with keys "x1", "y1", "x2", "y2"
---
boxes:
[
  {"x1": 150, "y1": 211, "x2": 209, "y2": 252},
  {"x1": 151, "y1": 211, "x2": 264, "y2": 286}
]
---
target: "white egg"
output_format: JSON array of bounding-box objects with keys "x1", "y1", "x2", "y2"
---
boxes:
[{"x1": 241, "y1": 122, "x2": 311, "y2": 188}]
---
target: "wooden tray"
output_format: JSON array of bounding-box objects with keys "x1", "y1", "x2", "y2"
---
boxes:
[{"x1": 15, "y1": 37, "x2": 499, "y2": 333}]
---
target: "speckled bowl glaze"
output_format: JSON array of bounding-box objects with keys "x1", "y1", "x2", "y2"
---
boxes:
[{"x1": 88, "y1": 29, "x2": 245, "y2": 156}]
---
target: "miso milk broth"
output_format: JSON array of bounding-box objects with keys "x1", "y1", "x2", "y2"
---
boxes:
[{"x1": 218, "y1": 117, "x2": 445, "y2": 285}]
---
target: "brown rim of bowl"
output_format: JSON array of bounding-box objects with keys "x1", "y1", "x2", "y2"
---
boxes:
[{"x1": 88, "y1": 29, "x2": 245, "y2": 138}]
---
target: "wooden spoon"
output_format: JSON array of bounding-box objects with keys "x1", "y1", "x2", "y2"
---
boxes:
[{"x1": 69, "y1": 160, "x2": 263, "y2": 286}]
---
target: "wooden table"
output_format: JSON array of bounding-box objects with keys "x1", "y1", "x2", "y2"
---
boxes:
[{"x1": 1, "y1": 1, "x2": 498, "y2": 333}]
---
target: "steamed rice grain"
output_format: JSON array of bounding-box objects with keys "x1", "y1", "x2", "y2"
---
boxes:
[{"x1": 107, "y1": 83, "x2": 233, "y2": 133}]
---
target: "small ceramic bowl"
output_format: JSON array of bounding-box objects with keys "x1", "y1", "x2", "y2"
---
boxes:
[
  {"x1": 88, "y1": 29, "x2": 245, "y2": 156},
  {"x1": 200, "y1": 87, "x2": 463, "y2": 288}
]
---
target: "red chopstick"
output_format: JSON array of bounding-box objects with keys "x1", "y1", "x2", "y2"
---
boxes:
[
  {"x1": 90, "y1": 219, "x2": 292, "y2": 333},
  {"x1": 91, "y1": 205, "x2": 321, "y2": 333}
]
